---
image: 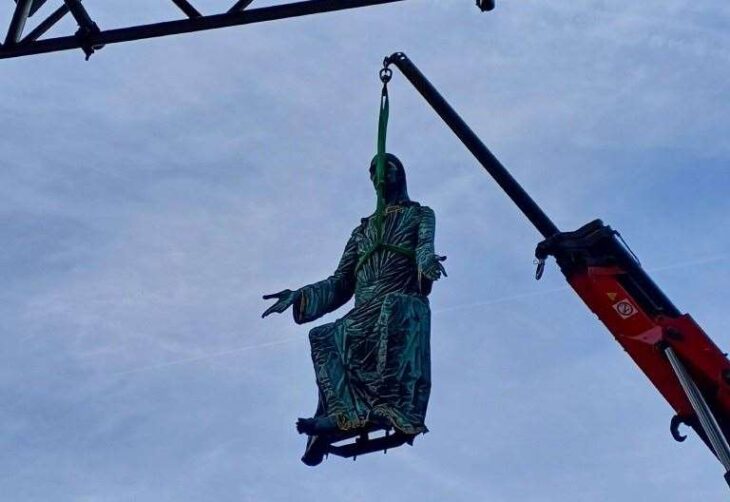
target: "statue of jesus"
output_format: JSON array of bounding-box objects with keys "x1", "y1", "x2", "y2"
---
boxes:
[{"x1": 262, "y1": 153, "x2": 446, "y2": 465}]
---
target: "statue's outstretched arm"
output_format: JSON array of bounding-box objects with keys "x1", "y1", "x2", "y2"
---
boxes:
[
  {"x1": 416, "y1": 206, "x2": 447, "y2": 282},
  {"x1": 289, "y1": 228, "x2": 360, "y2": 324}
]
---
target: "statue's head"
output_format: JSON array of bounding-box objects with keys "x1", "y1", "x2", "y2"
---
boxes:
[{"x1": 369, "y1": 153, "x2": 409, "y2": 202}]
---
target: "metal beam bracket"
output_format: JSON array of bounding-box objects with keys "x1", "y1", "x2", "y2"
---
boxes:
[{"x1": 75, "y1": 21, "x2": 102, "y2": 60}]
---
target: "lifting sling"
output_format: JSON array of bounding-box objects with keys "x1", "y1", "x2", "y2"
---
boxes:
[{"x1": 355, "y1": 69, "x2": 416, "y2": 273}]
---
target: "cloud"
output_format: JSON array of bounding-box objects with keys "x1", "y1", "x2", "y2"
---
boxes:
[{"x1": 1, "y1": 1, "x2": 729, "y2": 500}]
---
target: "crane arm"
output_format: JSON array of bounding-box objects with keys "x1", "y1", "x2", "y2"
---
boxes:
[{"x1": 383, "y1": 51, "x2": 730, "y2": 490}]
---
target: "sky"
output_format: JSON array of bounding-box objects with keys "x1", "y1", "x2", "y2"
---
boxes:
[{"x1": 1, "y1": 1, "x2": 729, "y2": 500}]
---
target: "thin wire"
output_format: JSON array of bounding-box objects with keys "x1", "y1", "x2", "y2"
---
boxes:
[
  {"x1": 436, "y1": 253, "x2": 728, "y2": 314},
  {"x1": 435, "y1": 286, "x2": 569, "y2": 314},
  {"x1": 112, "y1": 338, "x2": 297, "y2": 376},
  {"x1": 114, "y1": 253, "x2": 728, "y2": 374}
]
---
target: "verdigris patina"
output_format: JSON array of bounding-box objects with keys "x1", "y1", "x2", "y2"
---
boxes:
[{"x1": 262, "y1": 153, "x2": 445, "y2": 465}]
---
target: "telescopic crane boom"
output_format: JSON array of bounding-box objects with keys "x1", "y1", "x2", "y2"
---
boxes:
[{"x1": 383, "y1": 51, "x2": 730, "y2": 490}]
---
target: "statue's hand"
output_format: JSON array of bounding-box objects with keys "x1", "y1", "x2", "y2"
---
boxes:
[
  {"x1": 261, "y1": 289, "x2": 299, "y2": 318},
  {"x1": 421, "y1": 255, "x2": 447, "y2": 281}
]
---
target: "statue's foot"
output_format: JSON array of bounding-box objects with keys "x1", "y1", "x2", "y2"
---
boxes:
[
  {"x1": 301, "y1": 435, "x2": 326, "y2": 467},
  {"x1": 296, "y1": 416, "x2": 338, "y2": 435},
  {"x1": 296, "y1": 417, "x2": 314, "y2": 434}
]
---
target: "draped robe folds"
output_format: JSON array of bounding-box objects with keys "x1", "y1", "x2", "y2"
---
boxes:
[{"x1": 293, "y1": 201, "x2": 439, "y2": 435}]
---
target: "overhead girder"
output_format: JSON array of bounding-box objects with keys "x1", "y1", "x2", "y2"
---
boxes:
[{"x1": 0, "y1": 0, "x2": 494, "y2": 61}]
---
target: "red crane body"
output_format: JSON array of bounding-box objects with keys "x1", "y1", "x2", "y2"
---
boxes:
[
  {"x1": 536, "y1": 220, "x2": 730, "y2": 446},
  {"x1": 573, "y1": 268, "x2": 730, "y2": 420}
]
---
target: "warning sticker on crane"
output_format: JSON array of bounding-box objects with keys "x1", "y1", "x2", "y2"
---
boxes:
[{"x1": 613, "y1": 299, "x2": 638, "y2": 319}]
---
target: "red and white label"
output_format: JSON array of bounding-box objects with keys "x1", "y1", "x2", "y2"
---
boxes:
[{"x1": 613, "y1": 299, "x2": 638, "y2": 319}]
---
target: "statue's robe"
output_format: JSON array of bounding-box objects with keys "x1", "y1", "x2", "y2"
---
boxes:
[{"x1": 293, "y1": 201, "x2": 438, "y2": 435}]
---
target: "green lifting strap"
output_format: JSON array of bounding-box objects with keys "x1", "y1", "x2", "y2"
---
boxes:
[
  {"x1": 355, "y1": 77, "x2": 415, "y2": 274},
  {"x1": 374, "y1": 80, "x2": 389, "y2": 241}
]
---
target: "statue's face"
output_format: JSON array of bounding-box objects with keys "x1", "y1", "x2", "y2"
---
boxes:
[{"x1": 369, "y1": 161, "x2": 402, "y2": 191}]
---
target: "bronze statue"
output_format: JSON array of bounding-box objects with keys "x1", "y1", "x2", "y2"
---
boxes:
[{"x1": 263, "y1": 153, "x2": 445, "y2": 465}]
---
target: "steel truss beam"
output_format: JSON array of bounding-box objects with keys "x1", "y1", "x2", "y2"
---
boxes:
[
  {"x1": 171, "y1": 0, "x2": 201, "y2": 19},
  {"x1": 0, "y1": 0, "x2": 412, "y2": 60},
  {"x1": 27, "y1": 0, "x2": 49, "y2": 17},
  {"x1": 5, "y1": 0, "x2": 33, "y2": 45}
]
